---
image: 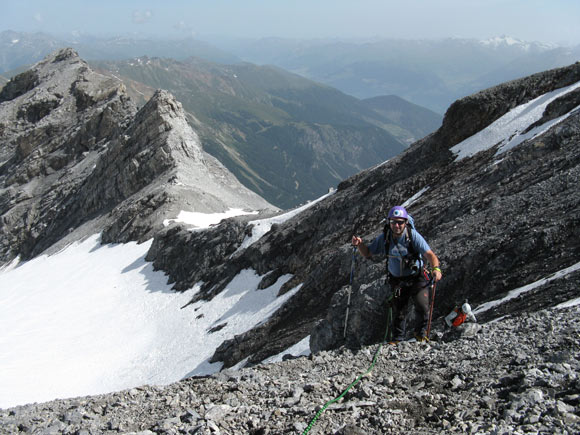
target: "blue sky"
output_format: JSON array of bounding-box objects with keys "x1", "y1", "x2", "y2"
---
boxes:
[{"x1": 2, "y1": 0, "x2": 580, "y2": 45}]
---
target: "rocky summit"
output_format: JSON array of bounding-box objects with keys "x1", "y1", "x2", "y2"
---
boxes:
[
  {"x1": 0, "y1": 48, "x2": 277, "y2": 264},
  {"x1": 1, "y1": 304, "x2": 578, "y2": 434}
]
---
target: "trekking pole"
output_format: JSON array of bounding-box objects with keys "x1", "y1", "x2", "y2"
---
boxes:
[
  {"x1": 426, "y1": 281, "x2": 437, "y2": 339},
  {"x1": 343, "y1": 247, "x2": 357, "y2": 338}
]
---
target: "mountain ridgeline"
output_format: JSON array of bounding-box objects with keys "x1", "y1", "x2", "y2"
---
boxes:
[
  {"x1": 0, "y1": 49, "x2": 277, "y2": 265},
  {"x1": 145, "y1": 61, "x2": 580, "y2": 367},
  {"x1": 90, "y1": 56, "x2": 439, "y2": 208},
  {"x1": 219, "y1": 36, "x2": 580, "y2": 114}
]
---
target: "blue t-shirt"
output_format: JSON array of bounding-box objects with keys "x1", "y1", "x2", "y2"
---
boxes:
[{"x1": 367, "y1": 228, "x2": 431, "y2": 277}]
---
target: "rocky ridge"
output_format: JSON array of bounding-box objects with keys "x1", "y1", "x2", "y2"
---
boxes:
[
  {"x1": 0, "y1": 48, "x2": 277, "y2": 263},
  {"x1": 144, "y1": 62, "x2": 580, "y2": 367},
  {"x1": 1, "y1": 304, "x2": 578, "y2": 434},
  {"x1": 90, "y1": 56, "x2": 410, "y2": 209}
]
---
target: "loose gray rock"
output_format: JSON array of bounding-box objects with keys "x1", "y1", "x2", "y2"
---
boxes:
[{"x1": 1, "y1": 305, "x2": 578, "y2": 434}]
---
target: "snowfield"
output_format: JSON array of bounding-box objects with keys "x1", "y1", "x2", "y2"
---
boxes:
[{"x1": 0, "y1": 207, "x2": 316, "y2": 408}]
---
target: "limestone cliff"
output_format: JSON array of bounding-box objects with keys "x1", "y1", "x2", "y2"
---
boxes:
[{"x1": 0, "y1": 49, "x2": 277, "y2": 263}]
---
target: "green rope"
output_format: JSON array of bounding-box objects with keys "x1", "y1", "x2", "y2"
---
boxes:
[{"x1": 302, "y1": 302, "x2": 393, "y2": 434}]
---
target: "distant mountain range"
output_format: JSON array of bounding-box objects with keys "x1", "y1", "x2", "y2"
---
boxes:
[
  {"x1": 0, "y1": 30, "x2": 239, "y2": 73},
  {"x1": 2, "y1": 31, "x2": 579, "y2": 115},
  {"x1": 211, "y1": 36, "x2": 580, "y2": 113},
  {"x1": 1, "y1": 30, "x2": 448, "y2": 208},
  {"x1": 90, "y1": 57, "x2": 440, "y2": 208}
]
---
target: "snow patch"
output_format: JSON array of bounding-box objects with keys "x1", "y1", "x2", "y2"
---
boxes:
[
  {"x1": 262, "y1": 335, "x2": 311, "y2": 364},
  {"x1": 555, "y1": 297, "x2": 580, "y2": 309},
  {"x1": 403, "y1": 187, "x2": 430, "y2": 208},
  {"x1": 163, "y1": 208, "x2": 258, "y2": 229},
  {"x1": 473, "y1": 261, "x2": 580, "y2": 315},
  {"x1": 236, "y1": 191, "x2": 335, "y2": 252},
  {"x1": 451, "y1": 81, "x2": 580, "y2": 160}
]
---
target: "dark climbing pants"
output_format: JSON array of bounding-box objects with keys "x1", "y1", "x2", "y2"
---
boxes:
[{"x1": 388, "y1": 271, "x2": 431, "y2": 341}]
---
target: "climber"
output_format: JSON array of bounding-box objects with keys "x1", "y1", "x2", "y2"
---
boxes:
[{"x1": 352, "y1": 205, "x2": 442, "y2": 343}]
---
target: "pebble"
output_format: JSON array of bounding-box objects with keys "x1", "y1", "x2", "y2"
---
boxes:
[{"x1": 0, "y1": 305, "x2": 579, "y2": 434}]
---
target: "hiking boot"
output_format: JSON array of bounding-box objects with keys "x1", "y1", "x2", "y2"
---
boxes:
[{"x1": 415, "y1": 333, "x2": 429, "y2": 342}]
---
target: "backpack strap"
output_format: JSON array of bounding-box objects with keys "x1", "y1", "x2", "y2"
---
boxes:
[
  {"x1": 383, "y1": 225, "x2": 416, "y2": 254},
  {"x1": 383, "y1": 223, "x2": 421, "y2": 276}
]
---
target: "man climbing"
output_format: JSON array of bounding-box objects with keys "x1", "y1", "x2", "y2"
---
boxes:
[{"x1": 352, "y1": 206, "x2": 442, "y2": 342}]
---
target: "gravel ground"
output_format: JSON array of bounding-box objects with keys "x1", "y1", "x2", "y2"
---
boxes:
[{"x1": 2, "y1": 304, "x2": 579, "y2": 434}]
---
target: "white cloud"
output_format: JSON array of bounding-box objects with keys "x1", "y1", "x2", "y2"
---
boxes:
[
  {"x1": 132, "y1": 9, "x2": 153, "y2": 24},
  {"x1": 173, "y1": 20, "x2": 197, "y2": 37}
]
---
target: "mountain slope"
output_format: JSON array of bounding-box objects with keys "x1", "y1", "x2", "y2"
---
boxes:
[
  {"x1": 91, "y1": 56, "x2": 412, "y2": 208},
  {"x1": 144, "y1": 61, "x2": 580, "y2": 367},
  {"x1": 0, "y1": 49, "x2": 276, "y2": 264},
  {"x1": 362, "y1": 94, "x2": 442, "y2": 144}
]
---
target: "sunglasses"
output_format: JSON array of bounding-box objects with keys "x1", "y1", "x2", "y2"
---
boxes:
[{"x1": 390, "y1": 219, "x2": 407, "y2": 226}]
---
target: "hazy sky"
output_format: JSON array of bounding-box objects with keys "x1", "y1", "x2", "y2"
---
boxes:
[{"x1": 2, "y1": 0, "x2": 580, "y2": 45}]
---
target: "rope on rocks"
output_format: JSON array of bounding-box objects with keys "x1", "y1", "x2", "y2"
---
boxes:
[{"x1": 302, "y1": 301, "x2": 393, "y2": 434}]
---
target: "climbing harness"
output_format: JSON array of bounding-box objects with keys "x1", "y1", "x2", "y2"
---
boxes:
[
  {"x1": 343, "y1": 247, "x2": 357, "y2": 338},
  {"x1": 303, "y1": 297, "x2": 393, "y2": 435}
]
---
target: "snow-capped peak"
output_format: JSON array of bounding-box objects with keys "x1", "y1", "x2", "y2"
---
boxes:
[{"x1": 480, "y1": 35, "x2": 558, "y2": 51}]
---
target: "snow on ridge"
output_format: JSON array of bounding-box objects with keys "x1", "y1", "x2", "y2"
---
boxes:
[
  {"x1": 235, "y1": 190, "x2": 336, "y2": 253},
  {"x1": 473, "y1": 261, "x2": 580, "y2": 315},
  {"x1": 451, "y1": 81, "x2": 580, "y2": 161},
  {"x1": 403, "y1": 186, "x2": 429, "y2": 208},
  {"x1": 479, "y1": 36, "x2": 558, "y2": 51},
  {"x1": 163, "y1": 208, "x2": 259, "y2": 229},
  {"x1": 481, "y1": 35, "x2": 524, "y2": 47}
]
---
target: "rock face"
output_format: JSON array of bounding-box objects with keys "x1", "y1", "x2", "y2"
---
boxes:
[
  {"x1": 145, "y1": 62, "x2": 580, "y2": 367},
  {"x1": 0, "y1": 48, "x2": 277, "y2": 263},
  {"x1": 0, "y1": 48, "x2": 135, "y2": 261},
  {"x1": 2, "y1": 304, "x2": 579, "y2": 433}
]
